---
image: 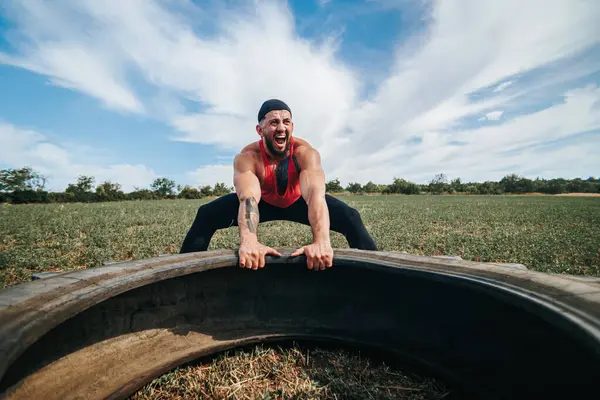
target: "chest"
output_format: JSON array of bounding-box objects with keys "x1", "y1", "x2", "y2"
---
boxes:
[{"x1": 257, "y1": 155, "x2": 301, "y2": 194}]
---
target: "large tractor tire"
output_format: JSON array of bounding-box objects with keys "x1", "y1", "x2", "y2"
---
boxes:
[{"x1": 0, "y1": 249, "x2": 599, "y2": 399}]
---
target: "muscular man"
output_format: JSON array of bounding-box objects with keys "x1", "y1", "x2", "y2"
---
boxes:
[{"x1": 179, "y1": 99, "x2": 378, "y2": 270}]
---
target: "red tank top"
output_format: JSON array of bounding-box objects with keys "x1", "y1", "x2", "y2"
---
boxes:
[{"x1": 259, "y1": 137, "x2": 302, "y2": 208}]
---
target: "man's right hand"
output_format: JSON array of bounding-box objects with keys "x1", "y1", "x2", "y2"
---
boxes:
[{"x1": 238, "y1": 239, "x2": 281, "y2": 270}]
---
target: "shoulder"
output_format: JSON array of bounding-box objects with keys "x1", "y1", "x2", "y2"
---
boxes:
[
  {"x1": 292, "y1": 137, "x2": 312, "y2": 151},
  {"x1": 234, "y1": 142, "x2": 261, "y2": 173},
  {"x1": 293, "y1": 138, "x2": 321, "y2": 169}
]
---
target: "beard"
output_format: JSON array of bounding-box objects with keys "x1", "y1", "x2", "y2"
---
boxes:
[{"x1": 265, "y1": 133, "x2": 290, "y2": 157}]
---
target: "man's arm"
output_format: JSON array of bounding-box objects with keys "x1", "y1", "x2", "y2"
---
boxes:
[
  {"x1": 291, "y1": 147, "x2": 333, "y2": 270},
  {"x1": 298, "y1": 148, "x2": 330, "y2": 243},
  {"x1": 233, "y1": 153, "x2": 261, "y2": 243},
  {"x1": 233, "y1": 153, "x2": 280, "y2": 269}
]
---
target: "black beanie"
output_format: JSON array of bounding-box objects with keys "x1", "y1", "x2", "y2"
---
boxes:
[{"x1": 258, "y1": 99, "x2": 292, "y2": 122}]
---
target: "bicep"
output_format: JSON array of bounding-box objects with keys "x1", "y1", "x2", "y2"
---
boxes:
[
  {"x1": 233, "y1": 155, "x2": 261, "y2": 202},
  {"x1": 298, "y1": 149, "x2": 326, "y2": 202}
]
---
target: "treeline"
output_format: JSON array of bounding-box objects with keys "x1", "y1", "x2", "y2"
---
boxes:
[
  {"x1": 0, "y1": 167, "x2": 233, "y2": 204},
  {"x1": 1, "y1": 167, "x2": 598, "y2": 205},
  {"x1": 326, "y1": 173, "x2": 600, "y2": 195}
]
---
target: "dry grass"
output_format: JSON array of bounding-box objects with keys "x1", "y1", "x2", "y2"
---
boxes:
[
  {"x1": 129, "y1": 342, "x2": 451, "y2": 400},
  {"x1": 555, "y1": 192, "x2": 600, "y2": 197}
]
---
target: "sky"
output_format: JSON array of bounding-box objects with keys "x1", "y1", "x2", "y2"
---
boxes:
[{"x1": 0, "y1": 0, "x2": 599, "y2": 192}]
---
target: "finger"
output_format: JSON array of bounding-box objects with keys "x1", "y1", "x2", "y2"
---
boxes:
[
  {"x1": 291, "y1": 247, "x2": 304, "y2": 257},
  {"x1": 307, "y1": 254, "x2": 314, "y2": 270},
  {"x1": 259, "y1": 254, "x2": 265, "y2": 269},
  {"x1": 327, "y1": 256, "x2": 333, "y2": 268},
  {"x1": 267, "y1": 247, "x2": 282, "y2": 257},
  {"x1": 320, "y1": 257, "x2": 326, "y2": 270},
  {"x1": 312, "y1": 252, "x2": 322, "y2": 270},
  {"x1": 316, "y1": 256, "x2": 323, "y2": 271}
]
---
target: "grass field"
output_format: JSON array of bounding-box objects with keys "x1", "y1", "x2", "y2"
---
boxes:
[
  {"x1": 2, "y1": 194, "x2": 599, "y2": 398},
  {"x1": 2, "y1": 195, "x2": 599, "y2": 288}
]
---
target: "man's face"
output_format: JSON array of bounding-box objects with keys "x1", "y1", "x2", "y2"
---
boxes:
[{"x1": 256, "y1": 110, "x2": 294, "y2": 158}]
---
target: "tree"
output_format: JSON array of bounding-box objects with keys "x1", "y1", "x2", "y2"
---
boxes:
[
  {"x1": 362, "y1": 181, "x2": 378, "y2": 193},
  {"x1": 376, "y1": 184, "x2": 388, "y2": 193},
  {"x1": 386, "y1": 178, "x2": 420, "y2": 194},
  {"x1": 65, "y1": 175, "x2": 95, "y2": 202},
  {"x1": 346, "y1": 182, "x2": 362, "y2": 194},
  {"x1": 129, "y1": 188, "x2": 157, "y2": 200},
  {"x1": 428, "y1": 173, "x2": 448, "y2": 194},
  {"x1": 95, "y1": 181, "x2": 124, "y2": 201},
  {"x1": 151, "y1": 177, "x2": 176, "y2": 198},
  {"x1": 450, "y1": 177, "x2": 464, "y2": 193},
  {"x1": 325, "y1": 178, "x2": 344, "y2": 193},
  {"x1": 500, "y1": 174, "x2": 534, "y2": 193},
  {"x1": 178, "y1": 185, "x2": 202, "y2": 199},
  {"x1": 477, "y1": 181, "x2": 503, "y2": 194},
  {"x1": 200, "y1": 185, "x2": 213, "y2": 197},
  {"x1": 0, "y1": 167, "x2": 47, "y2": 192},
  {"x1": 66, "y1": 175, "x2": 94, "y2": 192},
  {"x1": 464, "y1": 184, "x2": 478, "y2": 194},
  {"x1": 212, "y1": 182, "x2": 233, "y2": 197},
  {"x1": 543, "y1": 179, "x2": 567, "y2": 195}
]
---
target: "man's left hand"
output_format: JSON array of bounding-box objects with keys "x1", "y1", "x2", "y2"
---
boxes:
[{"x1": 291, "y1": 241, "x2": 333, "y2": 270}]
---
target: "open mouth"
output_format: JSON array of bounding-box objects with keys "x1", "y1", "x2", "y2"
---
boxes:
[{"x1": 274, "y1": 134, "x2": 287, "y2": 146}]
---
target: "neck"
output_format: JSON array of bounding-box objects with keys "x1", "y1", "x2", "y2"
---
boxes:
[{"x1": 263, "y1": 137, "x2": 292, "y2": 163}]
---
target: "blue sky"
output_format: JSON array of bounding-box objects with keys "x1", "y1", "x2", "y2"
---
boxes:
[{"x1": 0, "y1": 0, "x2": 599, "y2": 192}]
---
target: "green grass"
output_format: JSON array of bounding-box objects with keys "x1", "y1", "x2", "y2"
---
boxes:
[
  {"x1": 2, "y1": 195, "x2": 599, "y2": 398},
  {"x1": 1, "y1": 195, "x2": 600, "y2": 288}
]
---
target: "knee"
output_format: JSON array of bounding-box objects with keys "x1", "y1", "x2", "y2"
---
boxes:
[
  {"x1": 344, "y1": 206, "x2": 362, "y2": 223},
  {"x1": 193, "y1": 203, "x2": 209, "y2": 219},
  {"x1": 190, "y1": 194, "x2": 238, "y2": 228},
  {"x1": 342, "y1": 207, "x2": 362, "y2": 227},
  {"x1": 195, "y1": 195, "x2": 227, "y2": 216},
  {"x1": 191, "y1": 201, "x2": 217, "y2": 225}
]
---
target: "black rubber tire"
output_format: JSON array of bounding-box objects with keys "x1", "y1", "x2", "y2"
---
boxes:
[{"x1": 0, "y1": 248, "x2": 599, "y2": 400}]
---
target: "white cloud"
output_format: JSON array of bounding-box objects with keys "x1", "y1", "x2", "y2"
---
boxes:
[
  {"x1": 0, "y1": 122, "x2": 157, "y2": 192},
  {"x1": 485, "y1": 110, "x2": 504, "y2": 121},
  {"x1": 1, "y1": 0, "x2": 599, "y2": 188},
  {"x1": 0, "y1": 0, "x2": 143, "y2": 113},
  {"x1": 328, "y1": 85, "x2": 600, "y2": 184},
  {"x1": 160, "y1": 2, "x2": 358, "y2": 153},
  {"x1": 456, "y1": 86, "x2": 600, "y2": 154},
  {"x1": 324, "y1": 0, "x2": 600, "y2": 184},
  {"x1": 187, "y1": 165, "x2": 234, "y2": 188},
  {"x1": 1, "y1": 0, "x2": 358, "y2": 152}
]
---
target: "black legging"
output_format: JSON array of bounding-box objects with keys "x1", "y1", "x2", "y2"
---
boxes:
[{"x1": 179, "y1": 193, "x2": 378, "y2": 253}]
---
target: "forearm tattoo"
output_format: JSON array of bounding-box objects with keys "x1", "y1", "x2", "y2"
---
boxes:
[{"x1": 245, "y1": 197, "x2": 259, "y2": 233}]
